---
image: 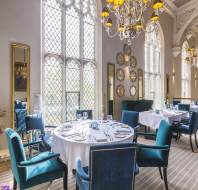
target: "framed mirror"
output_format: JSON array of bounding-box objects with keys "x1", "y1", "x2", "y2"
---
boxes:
[
  {"x1": 130, "y1": 85, "x2": 137, "y2": 96},
  {"x1": 129, "y1": 70, "x2": 137, "y2": 82},
  {"x1": 138, "y1": 68, "x2": 144, "y2": 99},
  {"x1": 116, "y1": 84, "x2": 125, "y2": 97},
  {"x1": 107, "y1": 63, "x2": 115, "y2": 118},
  {"x1": 11, "y1": 43, "x2": 30, "y2": 129},
  {"x1": 116, "y1": 68, "x2": 125, "y2": 81}
]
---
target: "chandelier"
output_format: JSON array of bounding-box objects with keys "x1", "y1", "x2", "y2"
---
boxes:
[
  {"x1": 186, "y1": 47, "x2": 198, "y2": 68},
  {"x1": 101, "y1": 0, "x2": 164, "y2": 44}
]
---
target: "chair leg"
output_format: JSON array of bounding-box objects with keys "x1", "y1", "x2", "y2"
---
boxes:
[
  {"x1": 163, "y1": 168, "x2": 169, "y2": 190},
  {"x1": 158, "y1": 167, "x2": 163, "y2": 180},
  {"x1": 190, "y1": 135, "x2": 195, "y2": 152},
  {"x1": 194, "y1": 133, "x2": 198, "y2": 148},
  {"x1": 63, "y1": 165, "x2": 68, "y2": 190},
  {"x1": 76, "y1": 184, "x2": 79, "y2": 190},
  {"x1": 13, "y1": 177, "x2": 17, "y2": 190}
]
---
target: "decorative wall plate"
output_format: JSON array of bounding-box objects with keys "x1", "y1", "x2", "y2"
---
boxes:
[
  {"x1": 116, "y1": 68, "x2": 125, "y2": 81},
  {"x1": 116, "y1": 52, "x2": 125, "y2": 65},
  {"x1": 129, "y1": 56, "x2": 137, "y2": 68},
  {"x1": 130, "y1": 85, "x2": 137, "y2": 96},
  {"x1": 123, "y1": 44, "x2": 131, "y2": 55},
  {"x1": 129, "y1": 70, "x2": 137, "y2": 82},
  {"x1": 116, "y1": 84, "x2": 125, "y2": 97}
]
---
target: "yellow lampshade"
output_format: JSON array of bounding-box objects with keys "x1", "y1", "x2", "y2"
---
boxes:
[
  {"x1": 114, "y1": 0, "x2": 124, "y2": 7},
  {"x1": 135, "y1": 21, "x2": 143, "y2": 30},
  {"x1": 105, "y1": 18, "x2": 113, "y2": 27},
  {"x1": 151, "y1": 12, "x2": 159, "y2": 22},
  {"x1": 153, "y1": 0, "x2": 164, "y2": 10},
  {"x1": 143, "y1": 0, "x2": 148, "y2": 3},
  {"x1": 106, "y1": 0, "x2": 114, "y2": 3},
  {"x1": 101, "y1": 7, "x2": 109, "y2": 17}
]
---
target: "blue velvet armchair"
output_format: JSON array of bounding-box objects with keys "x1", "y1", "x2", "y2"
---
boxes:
[
  {"x1": 76, "y1": 143, "x2": 137, "y2": 190},
  {"x1": 121, "y1": 110, "x2": 139, "y2": 130},
  {"x1": 173, "y1": 111, "x2": 198, "y2": 152},
  {"x1": 136, "y1": 120, "x2": 172, "y2": 190},
  {"x1": 25, "y1": 113, "x2": 56, "y2": 152},
  {"x1": 5, "y1": 128, "x2": 68, "y2": 190},
  {"x1": 178, "y1": 103, "x2": 190, "y2": 112},
  {"x1": 15, "y1": 109, "x2": 27, "y2": 135}
]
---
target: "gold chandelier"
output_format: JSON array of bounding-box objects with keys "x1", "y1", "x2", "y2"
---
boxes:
[
  {"x1": 186, "y1": 47, "x2": 198, "y2": 68},
  {"x1": 101, "y1": 0, "x2": 164, "y2": 44}
]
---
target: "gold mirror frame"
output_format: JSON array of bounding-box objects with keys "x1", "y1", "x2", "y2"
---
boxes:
[
  {"x1": 116, "y1": 68, "x2": 125, "y2": 81},
  {"x1": 138, "y1": 68, "x2": 144, "y2": 99},
  {"x1": 11, "y1": 43, "x2": 30, "y2": 129},
  {"x1": 116, "y1": 84, "x2": 125, "y2": 97},
  {"x1": 107, "y1": 63, "x2": 115, "y2": 118},
  {"x1": 130, "y1": 85, "x2": 137, "y2": 96}
]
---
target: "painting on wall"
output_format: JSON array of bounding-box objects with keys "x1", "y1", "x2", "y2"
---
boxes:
[{"x1": 14, "y1": 62, "x2": 27, "y2": 92}]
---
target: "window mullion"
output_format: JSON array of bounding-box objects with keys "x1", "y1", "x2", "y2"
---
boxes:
[{"x1": 62, "y1": 2, "x2": 66, "y2": 122}]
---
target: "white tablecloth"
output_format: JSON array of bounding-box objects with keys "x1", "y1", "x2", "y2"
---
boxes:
[
  {"x1": 139, "y1": 110, "x2": 188, "y2": 129},
  {"x1": 190, "y1": 104, "x2": 198, "y2": 112},
  {"x1": 52, "y1": 120, "x2": 134, "y2": 170}
]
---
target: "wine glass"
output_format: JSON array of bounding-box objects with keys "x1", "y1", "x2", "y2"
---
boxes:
[
  {"x1": 76, "y1": 113, "x2": 82, "y2": 121},
  {"x1": 107, "y1": 115, "x2": 113, "y2": 121},
  {"x1": 83, "y1": 112, "x2": 88, "y2": 120}
]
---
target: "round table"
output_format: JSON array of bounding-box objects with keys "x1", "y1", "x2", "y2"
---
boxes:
[{"x1": 51, "y1": 120, "x2": 134, "y2": 170}]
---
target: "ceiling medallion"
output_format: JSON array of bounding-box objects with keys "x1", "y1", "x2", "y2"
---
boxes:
[{"x1": 101, "y1": 0, "x2": 164, "y2": 45}]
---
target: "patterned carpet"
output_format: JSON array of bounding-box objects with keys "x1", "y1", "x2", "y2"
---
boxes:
[{"x1": 1, "y1": 136, "x2": 198, "y2": 190}]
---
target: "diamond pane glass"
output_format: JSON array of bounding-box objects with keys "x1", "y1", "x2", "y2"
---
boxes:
[
  {"x1": 66, "y1": 7, "x2": 80, "y2": 58},
  {"x1": 44, "y1": 56, "x2": 63, "y2": 125},
  {"x1": 83, "y1": 16, "x2": 95, "y2": 60},
  {"x1": 44, "y1": 3, "x2": 61, "y2": 54},
  {"x1": 83, "y1": 63, "x2": 95, "y2": 111}
]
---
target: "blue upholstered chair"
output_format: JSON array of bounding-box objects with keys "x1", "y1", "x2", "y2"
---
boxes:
[
  {"x1": 178, "y1": 103, "x2": 190, "y2": 112},
  {"x1": 76, "y1": 143, "x2": 137, "y2": 190},
  {"x1": 172, "y1": 100, "x2": 181, "y2": 107},
  {"x1": 5, "y1": 128, "x2": 68, "y2": 190},
  {"x1": 76, "y1": 110, "x2": 93, "y2": 120},
  {"x1": 25, "y1": 113, "x2": 55, "y2": 152},
  {"x1": 136, "y1": 120, "x2": 172, "y2": 190},
  {"x1": 173, "y1": 111, "x2": 198, "y2": 152},
  {"x1": 15, "y1": 109, "x2": 27, "y2": 135},
  {"x1": 121, "y1": 110, "x2": 139, "y2": 130}
]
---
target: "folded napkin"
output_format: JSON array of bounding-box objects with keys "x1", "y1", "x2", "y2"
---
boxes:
[
  {"x1": 94, "y1": 134, "x2": 107, "y2": 142},
  {"x1": 116, "y1": 128, "x2": 131, "y2": 133}
]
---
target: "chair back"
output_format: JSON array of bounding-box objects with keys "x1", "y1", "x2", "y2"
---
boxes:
[
  {"x1": 156, "y1": 120, "x2": 172, "y2": 146},
  {"x1": 15, "y1": 100, "x2": 26, "y2": 110},
  {"x1": 178, "y1": 103, "x2": 190, "y2": 112},
  {"x1": 121, "y1": 110, "x2": 139, "y2": 128},
  {"x1": 76, "y1": 110, "x2": 93, "y2": 119},
  {"x1": 25, "y1": 113, "x2": 45, "y2": 135},
  {"x1": 15, "y1": 109, "x2": 27, "y2": 133},
  {"x1": 89, "y1": 143, "x2": 136, "y2": 190},
  {"x1": 5, "y1": 128, "x2": 27, "y2": 185},
  {"x1": 190, "y1": 112, "x2": 198, "y2": 133},
  {"x1": 173, "y1": 100, "x2": 181, "y2": 107}
]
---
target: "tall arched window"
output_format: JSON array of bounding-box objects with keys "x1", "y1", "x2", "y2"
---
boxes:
[
  {"x1": 42, "y1": 0, "x2": 98, "y2": 124},
  {"x1": 181, "y1": 41, "x2": 191, "y2": 98},
  {"x1": 144, "y1": 24, "x2": 164, "y2": 109}
]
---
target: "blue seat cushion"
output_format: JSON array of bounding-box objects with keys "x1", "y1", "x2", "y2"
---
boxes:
[
  {"x1": 177, "y1": 124, "x2": 191, "y2": 134},
  {"x1": 25, "y1": 152, "x2": 64, "y2": 188},
  {"x1": 137, "y1": 148, "x2": 165, "y2": 167},
  {"x1": 43, "y1": 134, "x2": 53, "y2": 147}
]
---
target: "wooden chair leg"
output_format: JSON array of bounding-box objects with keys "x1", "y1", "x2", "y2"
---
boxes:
[
  {"x1": 195, "y1": 133, "x2": 198, "y2": 148},
  {"x1": 190, "y1": 135, "x2": 195, "y2": 152},
  {"x1": 158, "y1": 167, "x2": 163, "y2": 180},
  {"x1": 163, "y1": 168, "x2": 169, "y2": 190},
  {"x1": 63, "y1": 165, "x2": 68, "y2": 190},
  {"x1": 13, "y1": 177, "x2": 17, "y2": 190}
]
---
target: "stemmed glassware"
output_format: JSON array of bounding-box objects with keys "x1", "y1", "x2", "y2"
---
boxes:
[{"x1": 83, "y1": 112, "x2": 88, "y2": 120}]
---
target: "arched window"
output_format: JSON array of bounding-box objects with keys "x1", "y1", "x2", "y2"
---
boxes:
[
  {"x1": 42, "y1": 0, "x2": 98, "y2": 124},
  {"x1": 144, "y1": 24, "x2": 164, "y2": 109},
  {"x1": 181, "y1": 41, "x2": 191, "y2": 98}
]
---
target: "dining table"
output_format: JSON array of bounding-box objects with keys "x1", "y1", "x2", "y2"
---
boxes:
[
  {"x1": 51, "y1": 120, "x2": 134, "y2": 170},
  {"x1": 139, "y1": 109, "x2": 189, "y2": 129},
  {"x1": 190, "y1": 104, "x2": 198, "y2": 112}
]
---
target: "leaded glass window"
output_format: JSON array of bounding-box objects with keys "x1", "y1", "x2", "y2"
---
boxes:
[
  {"x1": 181, "y1": 41, "x2": 191, "y2": 99},
  {"x1": 144, "y1": 24, "x2": 164, "y2": 109},
  {"x1": 42, "y1": 0, "x2": 97, "y2": 125}
]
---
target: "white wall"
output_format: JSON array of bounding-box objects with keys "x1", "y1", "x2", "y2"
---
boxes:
[{"x1": 0, "y1": 0, "x2": 41, "y2": 149}]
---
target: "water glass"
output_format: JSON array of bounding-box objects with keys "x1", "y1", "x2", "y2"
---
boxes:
[
  {"x1": 83, "y1": 112, "x2": 88, "y2": 120},
  {"x1": 77, "y1": 113, "x2": 82, "y2": 121}
]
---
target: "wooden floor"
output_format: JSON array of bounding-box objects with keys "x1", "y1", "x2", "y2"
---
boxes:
[{"x1": 1, "y1": 136, "x2": 198, "y2": 190}]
